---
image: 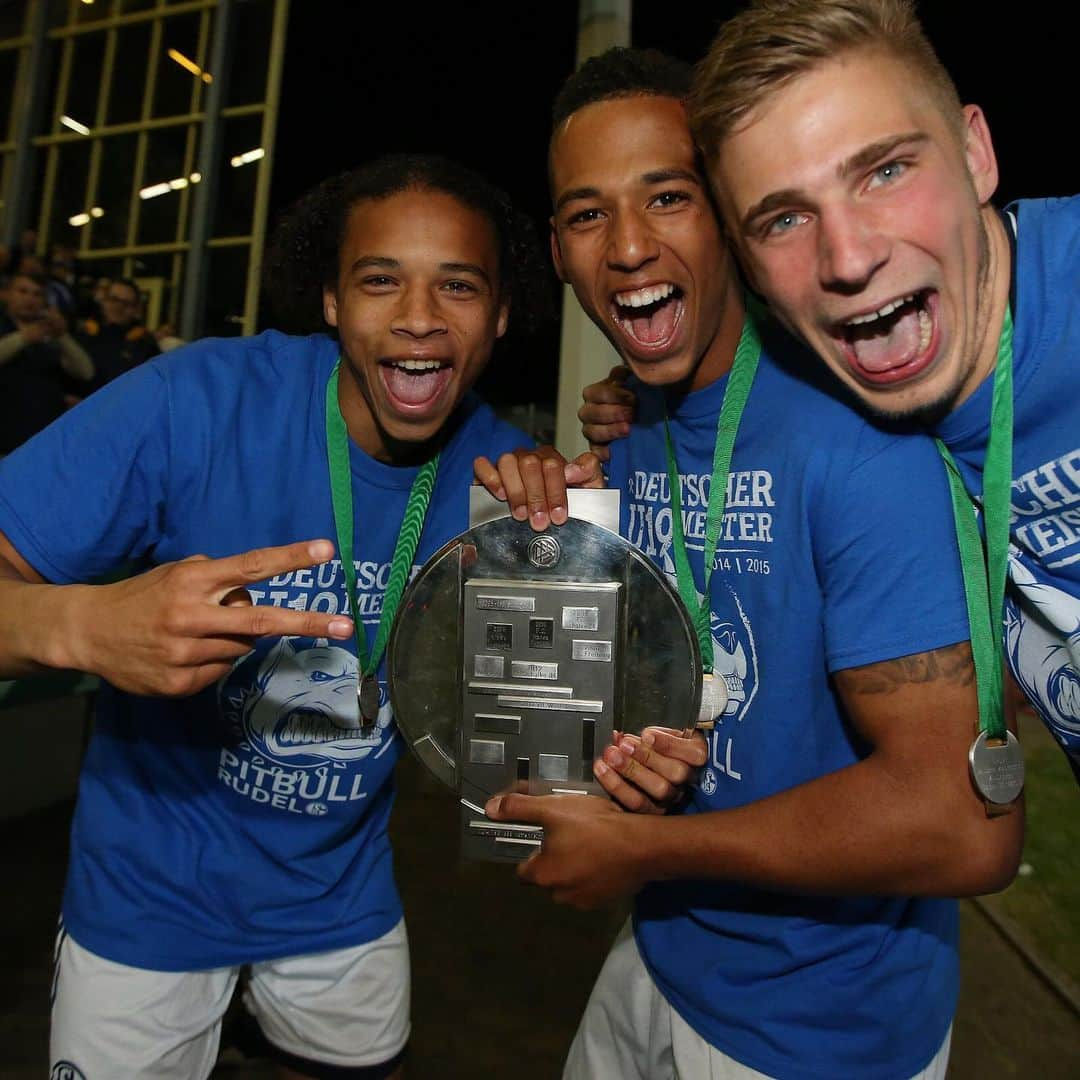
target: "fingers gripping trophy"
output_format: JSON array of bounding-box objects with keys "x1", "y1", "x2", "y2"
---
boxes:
[{"x1": 388, "y1": 488, "x2": 710, "y2": 861}]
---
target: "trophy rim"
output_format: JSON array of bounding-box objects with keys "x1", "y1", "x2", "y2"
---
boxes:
[{"x1": 388, "y1": 514, "x2": 703, "y2": 794}]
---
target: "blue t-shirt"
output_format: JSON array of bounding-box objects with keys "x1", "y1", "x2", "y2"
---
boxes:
[
  {"x1": 0, "y1": 330, "x2": 527, "y2": 971},
  {"x1": 935, "y1": 196, "x2": 1080, "y2": 770},
  {"x1": 607, "y1": 325, "x2": 971, "y2": 1080}
]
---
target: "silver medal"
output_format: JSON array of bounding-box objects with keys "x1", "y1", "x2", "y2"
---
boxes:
[
  {"x1": 696, "y1": 673, "x2": 728, "y2": 731},
  {"x1": 968, "y1": 729, "x2": 1024, "y2": 806}
]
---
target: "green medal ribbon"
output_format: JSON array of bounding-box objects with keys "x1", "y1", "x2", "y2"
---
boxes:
[
  {"x1": 325, "y1": 359, "x2": 439, "y2": 693},
  {"x1": 935, "y1": 307, "x2": 1014, "y2": 743},
  {"x1": 663, "y1": 302, "x2": 763, "y2": 674}
]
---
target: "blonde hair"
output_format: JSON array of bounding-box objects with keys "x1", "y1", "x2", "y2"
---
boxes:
[{"x1": 690, "y1": 0, "x2": 964, "y2": 164}]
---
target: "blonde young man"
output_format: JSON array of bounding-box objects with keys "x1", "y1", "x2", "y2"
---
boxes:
[
  {"x1": 687, "y1": 0, "x2": 1080, "y2": 775},
  {"x1": 480, "y1": 47, "x2": 1023, "y2": 1080}
]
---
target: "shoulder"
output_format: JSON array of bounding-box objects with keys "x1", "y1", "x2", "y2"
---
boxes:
[
  {"x1": 1012, "y1": 195, "x2": 1080, "y2": 234},
  {"x1": 755, "y1": 320, "x2": 859, "y2": 420},
  {"x1": 63, "y1": 331, "x2": 336, "y2": 440},
  {"x1": 154, "y1": 329, "x2": 336, "y2": 394},
  {"x1": 1010, "y1": 197, "x2": 1080, "y2": 380},
  {"x1": 1012, "y1": 197, "x2": 1080, "y2": 293},
  {"x1": 448, "y1": 392, "x2": 533, "y2": 458},
  {"x1": 605, "y1": 376, "x2": 661, "y2": 482},
  {"x1": 1013, "y1": 195, "x2": 1080, "y2": 257},
  {"x1": 157, "y1": 327, "x2": 334, "y2": 369},
  {"x1": 755, "y1": 322, "x2": 931, "y2": 474}
]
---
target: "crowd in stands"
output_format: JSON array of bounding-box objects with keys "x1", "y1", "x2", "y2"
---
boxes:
[{"x1": 0, "y1": 229, "x2": 184, "y2": 455}]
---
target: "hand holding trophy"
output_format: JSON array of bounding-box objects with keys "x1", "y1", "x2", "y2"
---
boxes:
[{"x1": 388, "y1": 488, "x2": 704, "y2": 861}]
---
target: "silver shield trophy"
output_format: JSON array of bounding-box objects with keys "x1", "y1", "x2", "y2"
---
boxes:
[{"x1": 388, "y1": 488, "x2": 702, "y2": 862}]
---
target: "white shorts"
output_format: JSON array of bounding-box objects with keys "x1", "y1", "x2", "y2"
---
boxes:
[
  {"x1": 563, "y1": 920, "x2": 952, "y2": 1080},
  {"x1": 49, "y1": 920, "x2": 410, "y2": 1079}
]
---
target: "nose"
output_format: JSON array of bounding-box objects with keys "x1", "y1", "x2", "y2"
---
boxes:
[
  {"x1": 391, "y1": 285, "x2": 447, "y2": 338},
  {"x1": 817, "y1": 205, "x2": 889, "y2": 293},
  {"x1": 607, "y1": 210, "x2": 660, "y2": 273}
]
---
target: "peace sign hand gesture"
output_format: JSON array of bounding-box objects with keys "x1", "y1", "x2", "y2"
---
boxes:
[{"x1": 62, "y1": 539, "x2": 353, "y2": 697}]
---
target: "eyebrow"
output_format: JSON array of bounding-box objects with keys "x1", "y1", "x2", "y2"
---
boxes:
[
  {"x1": 641, "y1": 167, "x2": 702, "y2": 187},
  {"x1": 554, "y1": 167, "x2": 703, "y2": 214},
  {"x1": 348, "y1": 255, "x2": 399, "y2": 274},
  {"x1": 439, "y1": 261, "x2": 492, "y2": 287},
  {"x1": 740, "y1": 132, "x2": 929, "y2": 232},
  {"x1": 348, "y1": 255, "x2": 491, "y2": 287},
  {"x1": 840, "y1": 132, "x2": 928, "y2": 179},
  {"x1": 740, "y1": 189, "x2": 803, "y2": 233},
  {"x1": 554, "y1": 186, "x2": 600, "y2": 213}
]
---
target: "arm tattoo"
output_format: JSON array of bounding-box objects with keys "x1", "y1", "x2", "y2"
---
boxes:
[{"x1": 838, "y1": 642, "x2": 976, "y2": 696}]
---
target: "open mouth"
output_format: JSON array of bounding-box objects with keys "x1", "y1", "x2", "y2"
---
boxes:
[
  {"x1": 378, "y1": 357, "x2": 453, "y2": 410},
  {"x1": 835, "y1": 289, "x2": 938, "y2": 385},
  {"x1": 611, "y1": 283, "x2": 685, "y2": 353},
  {"x1": 275, "y1": 707, "x2": 359, "y2": 747}
]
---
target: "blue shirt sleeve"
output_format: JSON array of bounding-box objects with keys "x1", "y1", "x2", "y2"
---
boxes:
[
  {"x1": 814, "y1": 427, "x2": 971, "y2": 672},
  {"x1": 0, "y1": 361, "x2": 171, "y2": 583}
]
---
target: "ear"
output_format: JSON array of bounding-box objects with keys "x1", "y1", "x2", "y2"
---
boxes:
[
  {"x1": 961, "y1": 104, "x2": 999, "y2": 206},
  {"x1": 322, "y1": 285, "x2": 339, "y2": 329},
  {"x1": 549, "y1": 219, "x2": 567, "y2": 284},
  {"x1": 255, "y1": 637, "x2": 294, "y2": 692},
  {"x1": 496, "y1": 297, "x2": 510, "y2": 339}
]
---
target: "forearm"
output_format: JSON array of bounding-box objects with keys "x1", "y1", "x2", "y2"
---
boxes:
[
  {"x1": 57, "y1": 333, "x2": 95, "y2": 381},
  {"x1": 0, "y1": 331, "x2": 26, "y2": 366},
  {"x1": 0, "y1": 557, "x2": 90, "y2": 673},
  {"x1": 631, "y1": 745, "x2": 1023, "y2": 898},
  {"x1": 495, "y1": 645, "x2": 1026, "y2": 911}
]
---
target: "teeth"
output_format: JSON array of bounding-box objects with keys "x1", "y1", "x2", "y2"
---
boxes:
[
  {"x1": 614, "y1": 283, "x2": 676, "y2": 309},
  {"x1": 392, "y1": 359, "x2": 444, "y2": 371},
  {"x1": 918, "y1": 305, "x2": 931, "y2": 353},
  {"x1": 283, "y1": 713, "x2": 330, "y2": 744},
  {"x1": 846, "y1": 293, "x2": 916, "y2": 326}
]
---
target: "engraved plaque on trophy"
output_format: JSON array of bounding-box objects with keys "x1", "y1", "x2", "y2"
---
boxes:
[{"x1": 388, "y1": 488, "x2": 701, "y2": 862}]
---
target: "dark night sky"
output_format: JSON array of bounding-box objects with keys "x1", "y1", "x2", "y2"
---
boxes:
[{"x1": 269, "y1": 1, "x2": 1072, "y2": 408}]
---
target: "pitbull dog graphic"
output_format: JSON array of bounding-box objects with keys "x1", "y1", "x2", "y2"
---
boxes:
[
  {"x1": 710, "y1": 599, "x2": 757, "y2": 721},
  {"x1": 663, "y1": 573, "x2": 758, "y2": 722},
  {"x1": 1006, "y1": 551, "x2": 1080, "y2": 740},
  {"x1": 233, "y1": 639, "x2": 391, "y2": 768}
]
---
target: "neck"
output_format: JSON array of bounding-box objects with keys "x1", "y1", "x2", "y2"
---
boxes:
[
  {"x1": 688, "y1": 276, "x2": 746, "y2": 393},
  {"x1": 955, "y1": 205, "x2": 1013, "y2": 409},
  {"x1": 336, "y1": 361, "x2": 443, "y2": 467}
]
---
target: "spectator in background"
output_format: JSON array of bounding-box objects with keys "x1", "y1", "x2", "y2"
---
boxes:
[
  {"x1": 85, "y1": 276, "x2": 112, "y2": 322},
  {"x1": 46, "y1": 245, "x2": 78, "y2": 318},
  {"x1": 0, "y1": 271, "x2": 94, "y2": 454},
  {"x1": 8, "y1": 229, "x2": 38, "y2": 277},
  {"x1": 153, "y1": 323, "x2": 186, "y2": 353},
  {"x1": 78, "y1": 277, "x2": 159, "y2": 392},
  {"x1": 16, "y1": 251, "x2": 45, "y2": 277}
]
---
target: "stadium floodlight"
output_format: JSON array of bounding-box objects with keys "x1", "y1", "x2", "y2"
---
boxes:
[
  {"x1": 230, "y1": 148, "x2": 265, "y2": 168},
  {"x1": 60, "y1": 115, "x2": 91, "y2": 136},
  {"x1": 168, "y1": 48, "x2": 213, "y2": 84}
]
